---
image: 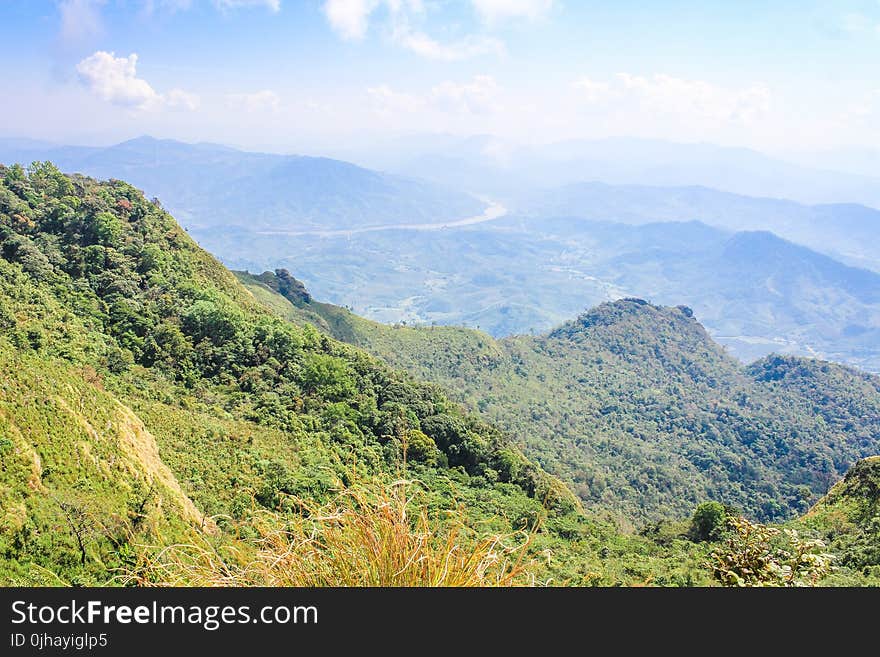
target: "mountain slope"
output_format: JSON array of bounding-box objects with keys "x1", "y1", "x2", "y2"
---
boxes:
[
  {"x1": 0, "y1": 137, "x2": 485, "y2": 231},
  {"x1": 239, "y1": 270, "x2": 880, "y2": 524},
  {"x1": 795, "y1": 456, "x2": 880, "y2": 583},
  {"x1": 0, "y1": 162, "x2": 589, "y2": 584}
]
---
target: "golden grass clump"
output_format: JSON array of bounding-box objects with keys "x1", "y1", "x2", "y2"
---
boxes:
[{"x1": 129, "y1": 482, "x2": 534, "y2": 587}]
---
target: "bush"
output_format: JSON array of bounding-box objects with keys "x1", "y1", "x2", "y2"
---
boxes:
[
  {"x1": 131, "y1": 484, "x2": 534, "y2": 587},
  {"x1": 710, "y1": 516, "x2": 834, "y2": 586},
  {"x1": 689, "y1": 501, "x2": 728, "y2": 542}
]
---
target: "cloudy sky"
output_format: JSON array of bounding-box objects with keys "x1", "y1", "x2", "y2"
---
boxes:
[{"x1": 1, "y1": 1, "x2": 879, "y2": 154}]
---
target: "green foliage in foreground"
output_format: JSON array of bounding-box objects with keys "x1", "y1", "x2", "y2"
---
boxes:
[
  {"x1": 239, "y1": 270, "x2": 880, "y2": 525},
  {"x1": 0, "y1": 162, "x2": 711, "y2": 586},
  {"x1": 1, "y1": 163, "x2": 876, "y2": 586}
]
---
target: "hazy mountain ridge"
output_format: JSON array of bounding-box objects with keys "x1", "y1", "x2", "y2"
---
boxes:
[
  {"x1": 523, "y1": 181, "x2": 880, "y2": 272},
  {"x1": 0, "y1": 136, "x2": 485, "y2": 232},
  {"x1": 3, "y1": 137, "x2": 877, "y2": 370},
  {"x1": 351, "y1": 135, "x2": 880, "y2": 209},
  {"x1": 220, "y1": 216, "x2": 880, "y2": 372}
]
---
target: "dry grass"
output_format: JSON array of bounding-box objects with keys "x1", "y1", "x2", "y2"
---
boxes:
[{"x1": 127, "y1": 481, "x2": 534, "y2": 587}]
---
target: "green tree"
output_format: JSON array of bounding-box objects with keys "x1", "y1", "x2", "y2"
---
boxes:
[{"x1": 689, "y1": 501, "x2": 728, "y2": 542}]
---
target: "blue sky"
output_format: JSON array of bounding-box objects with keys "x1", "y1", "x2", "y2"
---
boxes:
[{"x1": 1, "y1": 1, "x2": 878, "y2": 154}]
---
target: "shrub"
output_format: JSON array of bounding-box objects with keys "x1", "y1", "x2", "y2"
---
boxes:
[
  {"x1": 689, "y1": 501, "x2": 728, "y2": 542},
  {"x1": 131, "y1": 484, "x2": 533, "y2": 587},
  {"x1": 710, "y1": 516, "x2": 834, "y2": 587}
]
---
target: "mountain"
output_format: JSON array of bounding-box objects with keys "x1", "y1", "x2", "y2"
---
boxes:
[
  {"x1": 353, "y1": 135, "x2": 880, "y2": 209},
  {"x1": 608, "y1": 229, "x2": 880, "y2": 368},
  {"x1": 6, "y1": 137, "x2": 878, "y2": 371},
  {"x1": 0, "y1": 162, "x2": 598, "y2": 585},
  {"x1": 523, "y1": 181, "x2": 880, "y2": 272},
  {"x1": 2, "y1": 163, "x2": 877, "y2": 586},
  {"x1": 0, "y1": 136, "x2": 485, "y2": 232},
  {"x1": 215, "y1": 215, "x2": 880, "y2": 372},
  {"x1": 238, "y1": 270, "x2": 880, "y2": 524}
]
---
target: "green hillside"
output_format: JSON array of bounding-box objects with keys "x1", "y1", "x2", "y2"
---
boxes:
[
  {"x1": 237, "y1": 269, "x2": 880, "y2": 524},
  {"x1": 795, "y1": 456, "x2": 880, "y2": 583},
  {"x1": 2, "y1": 162, "x2": 876, "y2": 586},
  {"x1": 0, "y1": 162, "x2": 608, "y2": 585}
]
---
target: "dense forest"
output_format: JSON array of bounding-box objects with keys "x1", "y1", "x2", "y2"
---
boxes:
[
  {"x1": 238, "y1": 270, "x2": 880, "y2": 524},
  {"x1": 0, "y1": 163, "x2": 877, "y2": 586}
]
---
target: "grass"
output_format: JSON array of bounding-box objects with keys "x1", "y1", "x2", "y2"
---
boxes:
[{"x1": 128, "y1": 481, "x2": 535, "y2": 587}]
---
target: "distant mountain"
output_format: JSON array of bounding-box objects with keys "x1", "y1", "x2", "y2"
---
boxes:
[
  {"x1": 523, "y1": 181, "x2": 880, "y2": 272},
  {"x1": 603, "y1": 229, "x2": 880, "y2": 368},
  {"x1": 0, "y1": 136, "x2": 485, "y2": 231},
  {"x1": 355, "y1": 135, "x2": 880, "y2": 209},
  {"x1": 6, "y1": 136, "x2": 877, "y2": 370},
  {"x1": 782, "y1": 147, "x2": 880, "y2": 179},
  {"x1": 209, "y1": 216, "x2": 880, "y2": 372},
  {"x1": 238, "y1": 272, "x2": 880, "y2": 524}
]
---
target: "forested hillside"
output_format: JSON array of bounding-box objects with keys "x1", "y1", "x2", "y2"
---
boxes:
[
  {"x1": 1, "y1": 163, "x2": 876, "y2": 586},
  {"x1": 0, "y1": 162, "x2": 601, "y2": 585},
  {"x1": 239, "y1": 270, "x2": 880, "y2": 524}
]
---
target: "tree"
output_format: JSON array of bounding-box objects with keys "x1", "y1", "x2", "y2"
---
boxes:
[{"x1": 689, "y1": 501, "x2": 728, "y2": 542}]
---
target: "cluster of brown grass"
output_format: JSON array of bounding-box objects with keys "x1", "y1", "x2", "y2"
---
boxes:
[{"x1": 128, "y1": 482, "x2": 534, "y2": 587}]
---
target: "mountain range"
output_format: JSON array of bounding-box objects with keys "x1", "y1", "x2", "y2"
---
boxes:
[
  {"x1": 2, "y1": 163, "x2": 878, "y2": 586},
  {"x1": 2, "y1": 137, "x2": 878, "y2": 372},
  {"x1": 523, "y1": 181, "x2": 880, "y2": 273},
  {"x1": 347, "y1": 135, "x2": 880, "y2": 209},
  {"x1": 0, "y1": 136, "x2": 484, "y2": 231},
  {"x1": 213, "y1": 216, "x2": 880, "y2": 372}
]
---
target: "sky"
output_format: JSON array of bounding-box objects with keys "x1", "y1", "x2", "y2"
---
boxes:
[{"x1": 0, "y1": 0, "x2": 879, "y2": 155}]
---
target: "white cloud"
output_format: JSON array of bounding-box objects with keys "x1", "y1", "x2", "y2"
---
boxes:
[
  {"x1": 430, "y1": 75, "x2": 500, "y2": 113},
  {"x1": 471, "y1": 0, "x2": 553, "y2": 23},
  {"x1": 165, "y1": 88, "x2": 201, "y2": 111},
  {"x1": 226, "y1": 90, "x2": 282, "y2": 112},
  {"x1": 324, "y1": 0, "x2": 505, "y2": 59},
  {"x1": 393, "y1": 27, "x2": 504, "y2": 60},
  {"x1": 572, "y1": 73, "x2": 771, "y2": 125},
  {"x1": 323, "y1": 0, "x2": 380, "y2": 40},
  {"x1": 76, "y1": 51, "x2": 160, "y2": 108},
  {"x1": 368, "y1": 75, "x2": 501, "y2": 117},
  {"x1": 367, "y1": 84, "x2": 425, "y2": 116},
  {"x1": 571, "y1": 77, "x2": 614, "y2": 103},
  {"x1": 213, "y1": 0, "x2": 281, "y2": 11},
  {"x1": 617, "y1": 73, "x2": 770, "y2": 123},
  {"x1": 58, "y1": 0, "x2": 106, "y2": 43},
  {"x1": 76, "y1": 51, "x2": 199, "y2": 111}
]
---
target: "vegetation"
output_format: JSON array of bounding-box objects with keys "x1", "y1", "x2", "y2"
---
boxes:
[
  {"x1": 709, "y1": 516, "x2": 834, "y2": 587},
  {"x1": 131, "y1": 481, "x2": 535, "y2": 587},
  {"x1": 1, "y1": 162, "x2": 877, "y2": 586},
  {"x1": 794, "y1": 456, "x2": 880, "y2": 584},
  {"x1": 0, "y1": 162, "x2": 572, "y2": 584},
  {"x1": 238, "y1": 270, "x2": 880, "y2": 524}
]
